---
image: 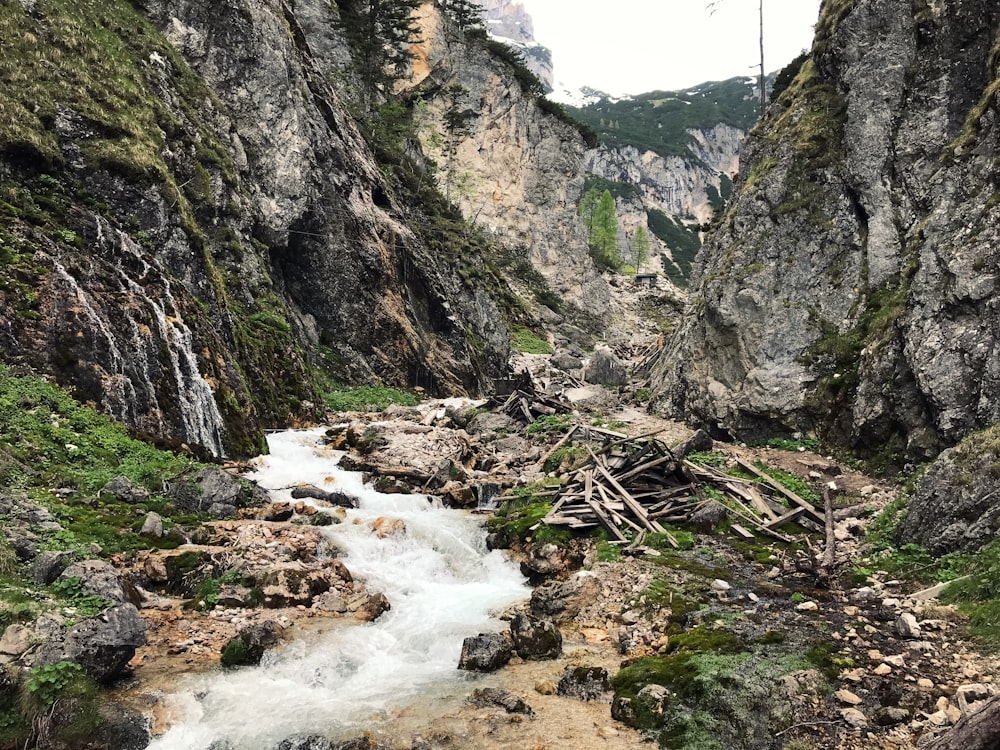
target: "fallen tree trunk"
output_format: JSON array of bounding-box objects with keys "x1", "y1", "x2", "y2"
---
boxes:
[{"x1": 925, "y1": 696, "x2": 1000, "y2": 750}]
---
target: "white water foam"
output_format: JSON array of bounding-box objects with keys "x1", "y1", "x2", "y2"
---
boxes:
[{"x1": 148, "y1": 428, "x2": 529, "y2": 749}]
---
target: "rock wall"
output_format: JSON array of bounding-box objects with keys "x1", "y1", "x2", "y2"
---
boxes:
[
  {"x1": 478, "y1": 0, "x2": 553, "y2": 89},
  {"x1": 407, "y1": 5, "x2": 610, "y2": 315},
  {"x1": 651, "y1": 0, "x2": 1000, "y2": 465},
  {"x1": 0, "y1": 0, "x2": 516, "y2": 457},
  {"x1": 585, "y1": 124, "x2": 742, "y2": 225}
]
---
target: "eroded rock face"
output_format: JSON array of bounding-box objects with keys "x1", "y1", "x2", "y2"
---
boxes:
[
  {"x1": 899, "y1": 425, "x2": 1000, "y2": 553},
  {"x1": 651, "y1": 0, "x2": 1000, "y2": 464},
  {"x1": 34, "y1": 604, "x2": 147, "y2": 683},
  {"x1": 407, "y1": 5, "x2": 610, "y2": 316},
  {"x1": 1, "y1": 0, "x2": 515, "y2": 458}
]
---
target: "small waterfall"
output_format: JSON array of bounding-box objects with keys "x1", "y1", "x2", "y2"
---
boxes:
[
  {"x1": 474, "y1": 482, "x2": 503, "y2": 512},
  {"x1": 147, "y1": 429, "x2": 529, "y2": 749},
  {"x1": 48, "y1": 218, "x2": 227, "y2": 456}
]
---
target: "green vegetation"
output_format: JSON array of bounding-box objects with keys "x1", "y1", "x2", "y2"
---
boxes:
[
  {"x1": 25, "y1": 662, "x2": 88, "y2": 709},
  {"x1": 566, "y1": 78, "x2": 760, "y2": 161},
  {"x1": 630, "y1": 225, "x2": 651, "y2": 273},
  {"x1": 50, "y1": 577, "x2": 110, "y2": 620},
  {"x1": 486, "y1": 483, "x2": 571, "y2": 549},
  {"x1": 511, "y1": 326, "x2": 553, "y2": 354},
  {"x1": 321, "y1": 385, "x2": 419, "y2": 413},
  {"x1": 526, "y1": 414, "x2": 572, "y2": 436},
  {"x1": 579, "y1": 188, "x2": 623, "y2": 270},
  {"x1": 647, "y1": 208, "x2": 701, "y2": 287},
  {"x1": 754, "y1": 462, "x2": 820, "y2": 504}
]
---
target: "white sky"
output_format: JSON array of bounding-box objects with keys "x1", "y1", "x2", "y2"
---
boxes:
[{"x1": 522, "y1": 0, "x2": 823, "y2": 95}]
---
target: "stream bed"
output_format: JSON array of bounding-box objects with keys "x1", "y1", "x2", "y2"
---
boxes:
[{"x1": 147, "y1": 428, "x2": 530, "y2": 749}]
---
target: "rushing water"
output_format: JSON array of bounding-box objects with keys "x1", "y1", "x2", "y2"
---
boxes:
[{"x1": 148, "y1": 428, "x2": 529, "y2": 749}]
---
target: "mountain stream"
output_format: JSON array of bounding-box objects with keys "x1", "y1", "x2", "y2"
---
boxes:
[{"x1": 147, "y1": 427, "x2": 530, "y2": 749}]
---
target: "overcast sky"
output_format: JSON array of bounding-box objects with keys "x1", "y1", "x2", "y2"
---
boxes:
[{"x1": 523, "y1": 0, "x2": 822, "y2": 95}]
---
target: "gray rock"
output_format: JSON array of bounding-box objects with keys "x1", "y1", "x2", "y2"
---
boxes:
[
  {"x1": 469, "y1": 687, "x2": 534, "y2": 715},
  {"x1": 551, "y1": 351, "x2": 583, "y2": 372},
  {"x1": 274, "y1": 736, "x2": 333, "y2": 750},
  {"x1": 221, "y1": 621, "x2": 283, "y2": 667},
  {"x1": 873, "y1": 707, "x2": 911, "y2": 726},
  {"x1": 31, "y1": 550, "x2": 74, "y2": 585},
  {"x1": 556, "y1": 666, "x2": 612, "y2": 701},
  {"x1": 689, "y1": 500, "x2": 729, "y2": 531},
  {"x1": 290, "y1": 485, "x2": 359, "y2": 508},
  {"x1": 530, "y1": 572, "x2": 602, "y2": 623},
  {"x1": 34, "y1": 603, "x2": 146, "y2": 683},
  {"x1": 458, "y1": 632, "x2": 513, "y2": 672},
  {"x1": 140, "y1": 511, "x2": 164, "y2": 538},
  {"x1": 59, "y1": 559, "x2": 130, "y2": 604},
  {"x1": 612, "y1": 684, "x2": 670, "y2": 728},
  {"x1": 509, "y1": 613, "x2": 562, "y2": 660},
  {"x1": 584, "y1": 348, "x2": 628, "y2": 387},
  {"x1": 100, "y1": 476, "x2": 150, "y2": 505},
  {"x1": 168, "y1": 468, "x2": 268, "y2": 516},
  {"x1": 896, "y1": 612, "x2": 921, "y2": 638}
]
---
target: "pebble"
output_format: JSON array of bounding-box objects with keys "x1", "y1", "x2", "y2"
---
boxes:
[
  {"x1": 840, "y1": 708, "x2": 868, "y2": 728},
  {"x1": 917, "y1": 678, "x2": 934, "y2": 690},
  {"x1": 711, "y1": 579, "x2": 731, "y2": 592},
  {"x1": 795, "y1": 601, "x2": 818, "y2": 612},
  {"x1": 534, "y1": 680, "x2": 556, "y2": 696},
  {"x1": 835, "y1": 689, "x2": 863, "y2": 706},
  {"x1": 843, "y1": 606, "x2": 859, "y2": 617},
  {"x1": 883, "y1": 654, "x2": 906, "y2": 668},
  {"x1": 747, "y1": 592, "x2": 760, "y2": 603},
  {"x1": 873, "y1": 664, "x2": 893, "y2": 676},
  {"x1": 597, "y1": 726, "x2": 619, "y2": 738},
  {"x1": 896, "y1": 612, "x2": 922, "y2": 638}
]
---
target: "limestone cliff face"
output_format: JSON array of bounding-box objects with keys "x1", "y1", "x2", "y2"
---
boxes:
[
  {"x1": 0, "y1": 0, "x2": 513, "y2": 457},
  {"x1": 585, "y1": 123, "x2": 742, "y2": 224},
  {"x1": 407, "y1": 5, "x2": 610, "y2": 315},
  {"x1": 651, "y1": 0, "x2": 1000, "y2": 464},
  {"x1": 478, "y1": 0, "x2": 553, "y2": 90}
]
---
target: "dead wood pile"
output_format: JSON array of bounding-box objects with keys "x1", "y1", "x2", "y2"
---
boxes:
[{"x1": 534, "y1": 431, "x2": 829, "y2": 549}]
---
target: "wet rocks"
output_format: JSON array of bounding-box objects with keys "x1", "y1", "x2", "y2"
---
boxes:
[
  {"x1": 167, "y1": 468, "x2": 268, "y2": 518},
  {"x1": 529, "y1": 572, "x2": 602, "y2": 623},
  {"x1": 220, "y1": 621, "x2": 283, "y2": 667},
  {"x1": 469, "y1": 687, "x2": 534, "y2": 715},
  {"x1": 353, "y1": 592, "x2": 391, "y2": 622},
  {"x1": 509, "y1": 614, "x2": 562, "y2": 660},
  {"x1": 458, "y1": 632, "x2": 513, "y2": 672},
  {"x1": 556, "y1": 666, "x2": 612, "y2": 701},
  {"x1": 371, "y1": 517, "x2": 406, "y2": 538}
]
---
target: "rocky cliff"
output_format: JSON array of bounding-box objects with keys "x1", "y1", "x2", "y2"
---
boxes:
[
  {"x1": 478, "y1": 0, "x2": 553, "y2": 90},
  {"x1": 0, "y1": 0, "x2": 521, "y2": 457},
  {"x1": 406, "y1": 5, "x2": 610, "y2": 316},
  {"x1": 651, "y1": 0, "x2": 1000, "y2": 467}
]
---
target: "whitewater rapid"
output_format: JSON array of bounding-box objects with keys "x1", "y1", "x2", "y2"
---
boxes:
[{"x1": 148, "y1": 427, "x2": 529, "y2": 749}]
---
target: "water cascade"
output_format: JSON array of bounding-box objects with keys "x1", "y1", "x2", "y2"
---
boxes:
[{"x1": 148, "y1": 428, "x2": 529, "y2": 749}]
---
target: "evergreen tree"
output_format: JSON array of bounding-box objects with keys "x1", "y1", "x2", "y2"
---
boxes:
[
  {"x1": 589, "y1": 190, "x2": 622, "y2": 270},
  {"x1": 631, "y1": 225, "x2": 650, "y2": 273},
  {"x1": 438, "y1": 0, "x2": 484, "y2": 32},
  {"x1": 337, "y1": 0, "x2": 423, "y2": 113},
  {"x1": 578, "y1": 187, "x2": 600, "y2": 239}
]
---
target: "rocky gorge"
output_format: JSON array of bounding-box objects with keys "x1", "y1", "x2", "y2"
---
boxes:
[{"x1": 5, "y1": 0, "x2": 1000, "y2": 748}]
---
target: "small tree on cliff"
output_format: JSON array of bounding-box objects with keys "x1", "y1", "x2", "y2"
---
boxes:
[
  {"x1": 337, "y1": 0, "x2": 423, "y2": 114},
  {"x1": 589, "y1": 190, "x2": 623, "y2": 271},
  {"x1": 631, "y1": 225, "x2": 650, "y2": 273},
  {"x1": 438, "y1": 0, "x2": 484, "y2": 32}
]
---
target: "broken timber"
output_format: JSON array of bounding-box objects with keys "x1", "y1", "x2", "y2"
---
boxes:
[{"x1": 530, "y1": 434, "x2": 816, "y2": 547}]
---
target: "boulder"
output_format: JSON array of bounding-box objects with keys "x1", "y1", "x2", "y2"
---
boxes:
[
  {"x1": 221, "y1": 621, "x2": 284, "y2": 667},
  {"x1": 290, "y1": 485, "x2": 359, "y2": 508},
  {"x1": 353, "y1": 592, "x2": 391, "y2": 622},
  {"x1": 469, "y1": 687, "x2": 534, "y2": 715},
  {"x1": 509, "y1": 614, "x2": 562, "y2": 660},
  {"x1": 371, "y1": 517, "x2": 406, "y2": 538},
  {"x1": 557, "y1": 666, "x2": 612, "y2": 701},
  {"x1": 260, "y1": 564, "x2": 335, "y2": 608},
  {"x1": 521, "y1": 542, "x2": 584, "y2": 581},
  {"x1": 583, "y1": 347, "x2": 628, "y2": 387},
  {"x1": 458, "y1": 632, "x2": 513, "y2": 672},
  {"x1": 140, "y1": 511, "x2": 164, "y2": 538},
  {"x1": 34, "y1": 604, "x2": 146, "y2": 683},
  {"x1": 59, "y1": 560, "x2": 130, "y2": 605},
  {"x1": 99, "y1": 476, "x2": 149, "y2": 505},
  {"x1": 167, "y1": 468, "x2": 268, "y2": 517},
  {"x1": 551, "y1": 351, "x2": 583, "y2": 372},
  {"x1": 689, "y1": 501, "x2": 729, "y2": 531},
  {"x1": 274, "y1": 736, "x2": 334, "y2": 750},
  {"x1": 530, "y1": 572, "x2": 602, "y2": 623},
  {"x1": 612, "y1": 684, "x2": 670, "y2": 728},
  {"x1": 31, "y1": 550, "x2": 74, "y2": 585}
]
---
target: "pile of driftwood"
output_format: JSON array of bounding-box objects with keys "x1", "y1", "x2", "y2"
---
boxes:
[
  {"x1": 490, "y1": 371, "x2": 573, "y2": 425},
  {"x1": 535, "y1": 429, "x2": 832, "y2": 551}
]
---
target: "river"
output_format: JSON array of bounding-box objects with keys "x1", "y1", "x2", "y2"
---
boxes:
[{"x1": 147, "y1": 427, "x2": 530, "y2": 749}]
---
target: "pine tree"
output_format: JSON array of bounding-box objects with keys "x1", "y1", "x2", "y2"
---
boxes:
[
  {"x1": 578, "y1": 187, "x2": 600, "y2": 239},
  {"x1": 589, "y1": 190, "x2": 622, "y2": 270},
  {"x1": 439, "y1": 0, "x2": 484, "y2": 32},
  {"x1": 631, "y1": 225, "x2": 650, "y2": 273},
  {"x1": 337, "y1": 0, "x2": 423, "y2": 113}
]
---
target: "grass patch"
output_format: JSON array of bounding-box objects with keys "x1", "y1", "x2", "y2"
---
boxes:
[
  {"x1": 321, "y1": 385, "x2": 419, "y2": 413},
  {"x1": 526, "y1": 413, "x2": 572, "y2": 436},
  {"x1": 511, "y1": 326, "x2": 552, "y2": 354}
]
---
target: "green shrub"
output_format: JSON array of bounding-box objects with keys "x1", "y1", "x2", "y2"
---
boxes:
[
  {"x1": 50, "y1": 577, "x2": 110, "y2": 620},
  {"x1": 526, "y1": 414, "x2": 572, "y2": 435},
  {"x1": 25, "y1": 662, "x2": 87, "y2": 708}
]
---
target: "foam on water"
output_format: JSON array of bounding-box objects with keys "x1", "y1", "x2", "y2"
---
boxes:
[{"x1": 148, "y1": 428, "x2": 529, "y2": 749}]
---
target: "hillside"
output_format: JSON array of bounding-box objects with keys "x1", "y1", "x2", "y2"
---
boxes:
[{"x1": 565, "y1": 77, "x2": 760, "y2": 162}]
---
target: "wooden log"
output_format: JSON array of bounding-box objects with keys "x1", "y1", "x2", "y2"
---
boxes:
[
  {"x1": 764, "y1": 506, "x2": 806, "y2": 528},
  {"x1": 734, "y1": 458, "x2": 826, "y2": 525},
  {"x1": 730, "y1": 524, "x2": 755, "y2": 540},
  {"x1": 924, "y1": 696, "x2": 1000, "y2": 750},
  {"x1": 726, "y1": 481, "x2": 779, "y2": 522},
  {"x1": 582, "y1": 472, "x2": 628, "y2": 542},
  {"x1": 615, "y1": 453, "x2": 678, "y2": 483},
  {"x1": 537, "y1": 425, "x2": 579, "y2": 467}
]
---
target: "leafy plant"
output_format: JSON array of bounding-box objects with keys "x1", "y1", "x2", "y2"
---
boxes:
[
  {"x1": 25, "y1": 662, "x2": 85, "y2": 708},
  {"x1": 50, "y1": 577, "x2": 110, "y2": 620},
  {"x1": 526, "y1": 414, "x2": 572, "y2": 435}
]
